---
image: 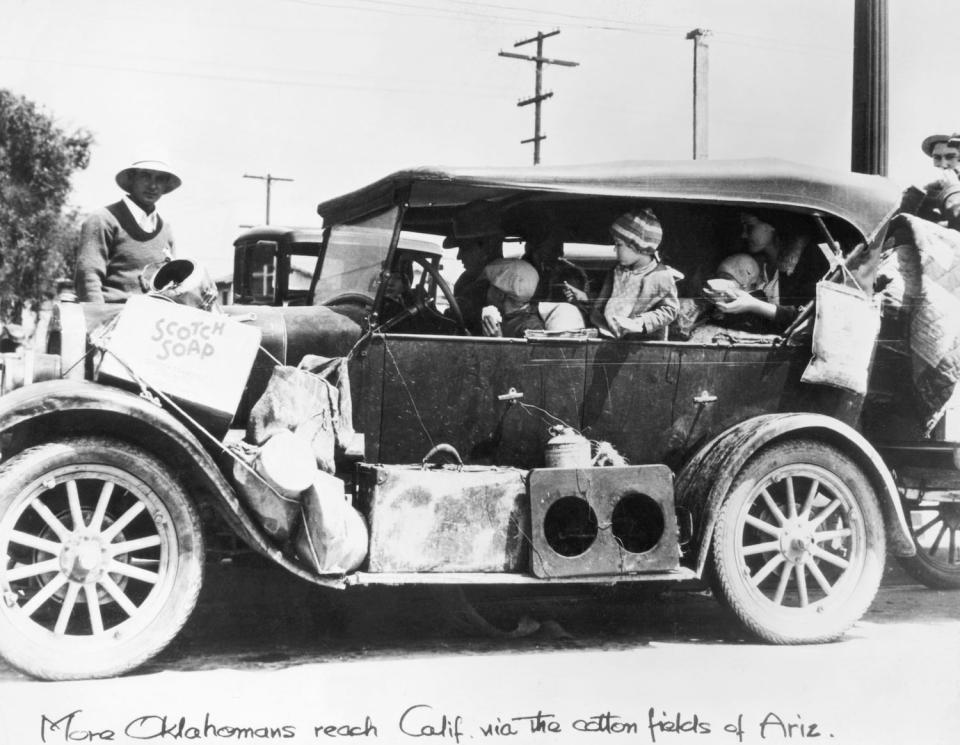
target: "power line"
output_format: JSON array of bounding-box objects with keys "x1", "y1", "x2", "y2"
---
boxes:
[
  {"x1": 499, "y1": 29, "x2": 578, "y2": 165},
  {"x1": 243, "y1": 173, "x2": 294, "y2": 225}
]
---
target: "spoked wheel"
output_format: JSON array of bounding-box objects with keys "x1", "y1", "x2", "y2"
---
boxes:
[
  {"x1": 0, "y1": 437, "x2": 203, "y2": 680},
  {"x1": 896, "y1": 484, "x2": 960, "y2": 589},
  {"x1": 709, "y1": 439, "x2": 885, "y2": 644}
]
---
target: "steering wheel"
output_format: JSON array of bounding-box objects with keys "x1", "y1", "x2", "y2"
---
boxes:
[
  {"x1": 432, "y1": 267, "x2": 467, "y2": 333},
  {"x1": 376, "y1": 264, "x2": 468, "y2": 335},
  {"x1": 322, "y1": 292, "x2": 375, "y2": 311}
]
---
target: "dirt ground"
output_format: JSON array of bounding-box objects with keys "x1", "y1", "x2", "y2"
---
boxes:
[{"x1": 1, "y1": 558, "x2": 958, "y2": 745}]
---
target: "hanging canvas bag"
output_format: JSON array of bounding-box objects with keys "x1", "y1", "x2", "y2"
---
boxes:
[{"x1": 801, "y1": 280, "x2": 881, "y2": 395}]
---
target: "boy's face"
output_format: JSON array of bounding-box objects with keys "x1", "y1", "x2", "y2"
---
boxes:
[
  {"x1": 485, "y1": 284, "x2": 506, "y2": 308},
  {"x1": 615, "y1": 238, "x2": 654, "y2": 269}
]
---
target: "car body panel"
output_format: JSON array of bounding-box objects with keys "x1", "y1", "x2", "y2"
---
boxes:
[
  {"x1": 674, "y1": 412, "x2": 914, "y2": 573},
  {"x1": 370, "y1": 334, "x2": 587, "y2": 466},
  {"x1": 0, "y1": 379, "x2": 348, "y2": 588}
]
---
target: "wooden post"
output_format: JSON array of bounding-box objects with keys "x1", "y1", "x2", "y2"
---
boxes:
[{"x1": 851, "y1": 0, "x2": 888, "y2": 175}]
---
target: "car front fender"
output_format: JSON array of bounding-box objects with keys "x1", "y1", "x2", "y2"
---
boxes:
[
  {"x1": 676, "y1": 412, "x2": 914, "y2": 577},
  {"x1": 0, "y1": 379, "x2": 345, "y2": 589}
]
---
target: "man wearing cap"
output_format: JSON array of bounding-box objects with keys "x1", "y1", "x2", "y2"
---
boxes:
[
  {"x1": 915, "y1": 134, "x2": 960, "y2": 231},
  {"x1": 480, "y1": 258, "x2": 544, "y2": 338},
  {"x1": 76, "y1": 158, "x2": 181, "y2": 303},
  {"x1": 444, "y1": 204, "x2": 503, "y2": 334},
  {"x1": 566, "y1": 208, "x2": 678, "y2": 339},
  {"x1": 922, "y1": 133, "x2": 960, "y2": 171}
]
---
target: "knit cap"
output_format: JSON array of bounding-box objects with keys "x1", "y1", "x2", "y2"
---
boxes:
[
  {"x1": 610, "y1": 208, "x2": 662, "y2": 253},
  {"x1": 484, "y1": 259, "x2": 539, "y2": 303}
]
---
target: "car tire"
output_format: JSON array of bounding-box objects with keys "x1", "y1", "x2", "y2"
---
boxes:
[
  {"x1": 896, "y1": 492, "x2": 960, "y2": 590},
  {"x1": 709, "y1": 439, "x2": 885, "y2": 644},
  {"x1": 0, "y1": 437, "x2": 204, "y2": 680}
]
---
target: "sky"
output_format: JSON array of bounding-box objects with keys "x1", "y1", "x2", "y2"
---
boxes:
[{"x1": 0, "y1": 0, "x2": 956, "y2": 278}]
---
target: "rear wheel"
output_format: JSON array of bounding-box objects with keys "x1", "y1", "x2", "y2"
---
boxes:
[
  {"x1": 896, "y1": 486, "x2": 960, "y2": 589},
  {"x1": 0, "y1": 437, "x2": 204, "y2": 679},
  {"x1": 709, "y1": 439, "x2": 884, "y2": 643}
]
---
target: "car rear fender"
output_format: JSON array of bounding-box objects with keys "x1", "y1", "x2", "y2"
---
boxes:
[
  {"x1": 0, "y1": 379, "x2": 346, "y2": 589},
  {"x1": 676, "y1": 412, "x2": 914, "y2": 577}
]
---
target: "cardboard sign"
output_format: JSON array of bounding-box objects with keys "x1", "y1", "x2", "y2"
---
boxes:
[{"x1": 99, "y1": 295, "x2": 262, "y2": 421}]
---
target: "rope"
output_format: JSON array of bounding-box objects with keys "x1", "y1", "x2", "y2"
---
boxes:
[
  {"x1": 92, "y1": 344, "x2": 298, "y2": 505},
  {"x1": 380, "y1": 333, "x2": 436, "y2": 449},
  {"x1": 516, "y1": 401, "x2": 578, "y2": 432}
]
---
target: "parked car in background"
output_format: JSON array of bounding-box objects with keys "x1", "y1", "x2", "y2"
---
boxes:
[{"x1": 1, "y1": 157, "x2": 950, "y2": 681}]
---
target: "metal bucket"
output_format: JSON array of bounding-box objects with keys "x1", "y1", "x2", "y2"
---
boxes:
[
  {"x1": 544, "y1": 427, "x2": 592, "y2": 468},
  {"x1": 149, "y1": 258, "x2": 222, "y2": 312}
]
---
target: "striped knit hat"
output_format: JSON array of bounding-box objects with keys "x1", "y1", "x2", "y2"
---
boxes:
[{"x1": 610, "y1": 208, "x2": 662, "y2": 253}]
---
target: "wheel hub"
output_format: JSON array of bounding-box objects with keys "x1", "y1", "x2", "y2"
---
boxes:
[
  {"x1": 939, "y1": 503, "x2": 960, "y2": 531},
  {"x1": 59, "y1": 534, "x2": 108, "y2": 584},
  {"x1": 779, "y1": 518, "x2": 814, "y2": 564}
]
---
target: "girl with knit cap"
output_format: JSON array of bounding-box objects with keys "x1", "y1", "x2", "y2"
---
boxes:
[
  {"x1": 565, "y1": 208, "x2": 679, "y2": 339},
  {"x1": 76, "y1": 158, "x2": 180, "y2": 303}
]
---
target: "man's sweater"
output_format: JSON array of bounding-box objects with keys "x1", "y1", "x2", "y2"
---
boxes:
[{"x1": 76, "y1": 201, "x2": 175, "y2": 303}]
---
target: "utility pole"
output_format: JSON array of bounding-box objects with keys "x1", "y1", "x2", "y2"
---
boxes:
[
  {"x1": 851, "y1": 0, "x2": 888, "y2": 175},
  {"x1": 499, "y1": 30, "x2": 578, "y2": 165},
  {"x1": 686, "y1": 28, "x2": 711, "y2": 160},
  {"x1": 243, "y1": 172, "x2": 294, "y2": 225}
]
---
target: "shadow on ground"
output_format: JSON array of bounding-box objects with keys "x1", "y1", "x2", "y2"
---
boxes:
[{"x1": 141, "y1": 555, "x2": 952, "y2": 677}]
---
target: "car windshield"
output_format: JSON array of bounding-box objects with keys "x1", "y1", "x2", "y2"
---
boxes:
[{"x1": 312, "y1": 208, "x2": 398, "y2": 305}]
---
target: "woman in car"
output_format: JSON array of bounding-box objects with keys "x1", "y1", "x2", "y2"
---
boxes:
[
  {"x1": 564, "y1": 208, "x2": 679, "y2": 339},
  {"x1": 712, "y1": 210, "x2": 827, "y2": 332}
]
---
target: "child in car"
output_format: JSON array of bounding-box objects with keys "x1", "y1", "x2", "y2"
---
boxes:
[
  {"x1": 702, "y1": 252, "x2": 774, "y2": 334},
  {"x1": 564, "y1": 208, "x2": 679, "y2": 339}
]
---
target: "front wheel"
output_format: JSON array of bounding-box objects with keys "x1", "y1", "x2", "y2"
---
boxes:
[
  {"x1": 709, "y1": 439, "x2": 885, "y2": 644},
  {"x1": 0, "y1": 437, "x2": 204, "y2": 679}
]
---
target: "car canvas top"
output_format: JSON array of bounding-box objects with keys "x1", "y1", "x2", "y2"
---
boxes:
[{"x1": 316, "y1": 158, "x2": 903, "y2": 245}]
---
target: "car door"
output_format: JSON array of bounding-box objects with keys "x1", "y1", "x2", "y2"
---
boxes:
[
  {"x1": 579, "y1": 340, "x2": 681, "y2": 465},
  {"x1": 373, "y1": 334, "x2": 588, "y2": 466},
  {"x1": 669, "y1": 343, "x2": 800, "y2": 465}
]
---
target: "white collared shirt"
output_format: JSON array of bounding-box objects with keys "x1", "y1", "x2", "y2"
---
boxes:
[{"x1": 123, "y1": 195, "x2": 159, "y2": 233}]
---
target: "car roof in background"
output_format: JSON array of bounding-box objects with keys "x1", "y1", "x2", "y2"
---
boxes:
[
  {"x1": 316, "y1": 158, "x2": 903, "y2": 243},
  {"x1": 233, "y1": 225, "x2": 325, "y2": 245},
  {"x1": 234, "y1": 225, "x2": 442, "y2": 256}
]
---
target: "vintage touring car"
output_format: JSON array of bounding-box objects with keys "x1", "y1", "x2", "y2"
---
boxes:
[{"x1": 0, "y1": 157, "x2": 953, "y2": 681}]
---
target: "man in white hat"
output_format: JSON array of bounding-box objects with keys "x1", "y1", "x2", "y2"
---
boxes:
[{"x1": 75, "y1": 158, "x2": 181, "y2": 303}]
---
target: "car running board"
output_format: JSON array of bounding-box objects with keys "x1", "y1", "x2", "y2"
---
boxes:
[{"x1": 343, "y1": 567, "x2": 699, "y2": 587}]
